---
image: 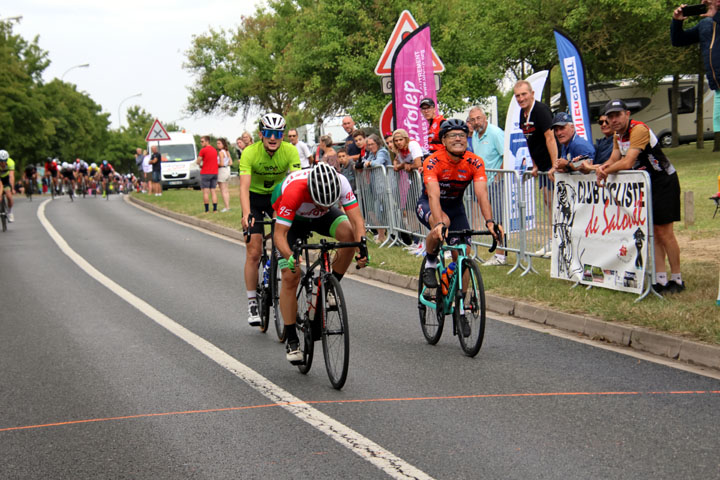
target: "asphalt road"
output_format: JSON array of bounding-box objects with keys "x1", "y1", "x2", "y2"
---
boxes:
[{"x1": 1, "y1": 194, "x2": 719, "y2": 479}]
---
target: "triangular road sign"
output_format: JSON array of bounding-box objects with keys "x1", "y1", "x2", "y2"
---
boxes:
[
  {"x1": 145, "y1": 119, "x2": 171, "y2": 142},
  {"x1": 374, "y1": 10, "x2": 444, "y2": 76}
]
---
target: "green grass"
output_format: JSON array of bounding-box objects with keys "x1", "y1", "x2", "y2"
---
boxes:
[{"x1": 133, "y1": 148, "x2": 720, "y2": 345}]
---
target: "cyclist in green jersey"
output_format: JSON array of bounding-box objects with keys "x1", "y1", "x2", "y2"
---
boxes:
[
  {"x1": 0, "y1": 150, "x2": 16, "y2": 222},
  {"x1": 239, "y1": 113, "x2": 302, "y2": 327}
]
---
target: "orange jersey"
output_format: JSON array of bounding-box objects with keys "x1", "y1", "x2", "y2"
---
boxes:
[{"x1": 422, "y1": 150, "x2": 487, "y2": 202}]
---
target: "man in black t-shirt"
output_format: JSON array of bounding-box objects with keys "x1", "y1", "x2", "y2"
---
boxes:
[
  {"x1": 342, "y1": 116, "x2": 361, "y2": 163},
  {"x1": 514, "y1": 80, "x2": 559, "y2": 256},
  {"x1": 149, "y1": 145, "x2": 162, "y2": 196}
]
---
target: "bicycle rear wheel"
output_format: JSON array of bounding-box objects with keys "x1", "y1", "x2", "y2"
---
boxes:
[
  {"x1": 321, "y1": 275, "x2": 349, "y2": 390},
  {"x1": 296, "y1": 273, "x2": 314, "y2": 374},
  {"x1": 1, "y1": 194, "x2": 7, "y2": 232},
  {"x1": 418, "y1": 256, "x2": 444, "y2": 345},
  {"x1": 272, "y1": 256, "x2": 286, "y2": 342},
  {"x1": 455, "y1": 259, "x2": 486, "y2": 357}
]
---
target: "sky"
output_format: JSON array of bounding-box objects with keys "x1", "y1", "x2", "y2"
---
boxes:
[{"x1": 4, "y1": 0, "x2": 264, "y2": 140}]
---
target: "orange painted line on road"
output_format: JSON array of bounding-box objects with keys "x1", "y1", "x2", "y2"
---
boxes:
[{"x1": 2, "y1": 390, "x2": 719, "y2": 433}]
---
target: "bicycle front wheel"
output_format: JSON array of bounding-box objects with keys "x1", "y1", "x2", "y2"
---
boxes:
[
  {"x1": 321, "y1": 275, "x2": 349, "y2": 390},
  {"x1": 455, "y1": 259, "x2": 486, "y2": 357},
  {"x1": 296, "y1": 273, "x2": 314, "y2": 374},
  {"x1": 418, "y1": 256, "x2": 444, "y2": 345},
  {"x1": 272, "y1": 257, "x2": 286, "y2": 342},
  {"x1": 0, "y1": 194, "x2": 7, "y2": 232}
]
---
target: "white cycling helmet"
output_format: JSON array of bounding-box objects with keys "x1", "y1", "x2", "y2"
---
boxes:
[
  {"x1": 307, "y1": 162, "x2": 341, "y2": 208},
  {"x1": 62, "y1": 162, "x2": 69, "y2": 169},
  {"x1": 259, "y1": 113, "x2": 286, "y2": 131},
  {"x1": 91, "y1": 162, "x2": 97, "y2": 168},
  {"x1": 0, "y1": 150, "x2": 8, "y2": 161}
]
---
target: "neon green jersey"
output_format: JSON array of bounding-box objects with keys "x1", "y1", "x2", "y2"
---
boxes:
[
  {"x1": 239, "y1": 141, "x2": 301, "y2": 194},
  {"x1": 0, "y1": 158, "x2": 15, "y2": 178}
]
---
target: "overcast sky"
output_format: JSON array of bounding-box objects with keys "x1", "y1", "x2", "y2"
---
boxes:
[{"x1": 5, "y1": 0, "x2": 263, "y2": 140}]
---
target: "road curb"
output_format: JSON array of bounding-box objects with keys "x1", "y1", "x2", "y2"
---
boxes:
[{"x1": 128, "y1": 195, "x2": 720, "y2": 372}]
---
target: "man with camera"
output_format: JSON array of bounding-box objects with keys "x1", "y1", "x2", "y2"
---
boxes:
[{"x1": 671, "y1": 1, "x2": 720, "y2": 143}]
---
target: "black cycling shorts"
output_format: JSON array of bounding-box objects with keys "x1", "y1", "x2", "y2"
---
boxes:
[
  {"x1": 651, "y1": 172, "x2": 681, "y2": 226},
  {"x1": 248, "y1": 192, "x2": 274, "y2": 236},
  {"x1": 415, "y1": 195, "x2": 471, "y2": 245},
  {"x1": 285, "y1": 207, "x2": 348, "y2": 248}
]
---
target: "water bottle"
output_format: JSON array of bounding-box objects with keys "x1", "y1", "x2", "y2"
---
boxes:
[
  {"x1": 441, "y1": 262, "x2": 457, "y2": 296},
  {"x1": 262, "y1": 259, "x2": 271, "y2": 287}
]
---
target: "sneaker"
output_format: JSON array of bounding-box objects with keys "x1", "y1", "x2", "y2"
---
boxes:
[
  {"x1": 422, "y1": 267, "x2": 439, "y2": 288},
  {"x1": 7, "y1": 212, "x2": 14, "y2": 223},
  {"x1": 286, "y1": 339, "x2": 303, "y2": 364},
  {"x1": 326, "y1": 291, "x2": 337, "y2": 309},
  {"x1": 220, "y1": 208, "x2": 230, "y2": 212},
  {"x1": 663, "y1": 280, "x2": 686, "y2": 294},
  {"x1": 483, "y1": 255, "x2": 507, "y2": 266},
  {"x1": 651, "y1": 283, "x2": 666, "y2": 294},
  {"x1": 247, "y1": 300, "x2": 261, "y2": 327},
  {"x1": 534, "y1": 241, "x2": 551, "y2": 257},
  {"x1": 458, "y1": 314, "x2": 471, "y2": 337}
]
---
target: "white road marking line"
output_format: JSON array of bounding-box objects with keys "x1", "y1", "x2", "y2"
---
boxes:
[
  {"x1": 125, "y1": 197, "x2": 720, "y2": 380},
  {"x1": 38, "y1": 199, "x2": 433, "y2": 480}
]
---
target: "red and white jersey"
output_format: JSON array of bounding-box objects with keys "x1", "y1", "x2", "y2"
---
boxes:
[{"x1": 272, "y1": 169, "x2": 358, "y2": 227}]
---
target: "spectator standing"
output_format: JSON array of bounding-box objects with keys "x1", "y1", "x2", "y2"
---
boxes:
[
  {"x1": 551, "y1": 112, "x2": 596, "y2": 173},
  {"x1": 515, "y1": 79, "x2": 558, "y2": 256},
  {"x1": 363, "y1": 134, "x2": 391, "y2": 242},
  {"x1": 241, "y1": 132, "x2": 254, "y2": 148},
  {"x1": 419, "y1": 97, "x2": 445, "y2": 155},
  {"x1": 352, "y1": 130, "x2": 368, "y2": 169},
  {"x1": 392, "y1": 129, "x2": 423, "y2": 171},
  {"x1": 671, "y1": 1, "x2": 720, "y2": 145},
  {"x1": 217, "y1": 138, "x2": 232, "y2": 212},
  {"x1": 319, "y1": 135, "x2": 340, "y2": 172},
  {"x1": 594, "y1": 114, "x2": 615, "y2": 164},
  {"x1": 197, "y1": 136, "x2": 219, "y2": 213},
  {"x1": 342, "y1": 116, "x2": 362, "y2": 164},
  {"x1": 383, "y1": 131, "x2": 396, "y2": 163},
  {"x1": 135, "y1": 147, "x2": 144, "y2": 173},
  {"x1": 595, "y1": 99, "x2": 684, "y2": 294},
  {"x1": 235, "y1": 137, "x2": 245, "y2": 161},
  {"x1": 142, "y1": 151, "x2": 152, "y2": 194},
  {"x1": 363, "y1": 134, "x2": 391, "y2": 168},
  {"x1": 149, "y1": 145, "x2": 162, "y2": 196},
  {"x1": 336, "y1": 149, "x2": 356, "y2": 191},
  {"x1": 287, "y1": 129, "x2": 313, "y2": 168},
  {"x1": 468, "y1": 106, "x2": 508, "y2": 266}
]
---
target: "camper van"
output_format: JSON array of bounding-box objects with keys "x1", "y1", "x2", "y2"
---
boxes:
[
  {"x1": 576, "y1": 76, "x2": 714, "y2": 148},
  {"x1": 147, "y1": 131, "x2": 200, "y2": 190}
]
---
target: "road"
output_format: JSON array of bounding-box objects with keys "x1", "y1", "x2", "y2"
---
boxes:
[{"x1": 1, "y1": 194, "x2": 719, "y2": 479}]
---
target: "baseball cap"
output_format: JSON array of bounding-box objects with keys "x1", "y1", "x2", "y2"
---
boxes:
[
  {"x1": 419, "y1": 97, "x2": 435, "y2": 108},
  {"x1": 604, "y1": 99, "x2": 628, "y2": 114},
  {"x1": 383, "y1": 131, "x2": 394, "y2": 138},
  {"x1": 551, "y1": 112, "x2": 573, "y2": 127}
]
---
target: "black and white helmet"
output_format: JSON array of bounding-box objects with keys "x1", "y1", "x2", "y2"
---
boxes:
[
  {"x1": 259, "y1": 113, "x2": 286, "y2": 131},
  {"x1": 0, "y1": 150, "x2": 8, "y2": 161},
  {"x1": 307, "y1": 162, "x2": 341, "y2": 208}
]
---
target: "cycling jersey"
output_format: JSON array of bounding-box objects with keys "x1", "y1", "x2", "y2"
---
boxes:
[
  {"x1": 272, "y1": 169, "x2": 358, "y2": 228},
  {"x1": 24, "y1": 165, "x2": 36, "y2": 176},
  {"x1": 615, "y1": 119, "x2": 675, "y2": 180},
  {"x1": 100, "y1": 164, "x2": 114, "y2": 176},
  {"x1": 427, "y1": 114, "x2": 445, "y2": 153},
  {"x1": 89, "y1": 167, "x2": 99, "y2": 176},
  {"x1": 44, "y1": 161, "x2": 58, "y2": 172},
  {"x1": 421, "y1": 149, "x2": 487, "y2": 203},
  {"x1": 0, "y1": 158, "x2": 15, "y2": 178},
  {"x1": 74, "y1": 161, "x2": 89, "y2": 172},
  {"x1": 239, "y1": 141, "x2": 301, "y2": 194}
]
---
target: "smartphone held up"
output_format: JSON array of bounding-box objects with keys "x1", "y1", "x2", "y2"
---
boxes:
[{"x1": 682, "y1": 3, "x2": 708, "y2": 16}]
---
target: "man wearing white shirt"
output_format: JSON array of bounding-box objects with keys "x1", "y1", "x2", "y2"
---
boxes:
[
  {"x1": 142, "y1": 152, "x2": 153, "y2": 194},
  {"x1": 287, "y1": 129, "x2": 313, "y2": 168}
]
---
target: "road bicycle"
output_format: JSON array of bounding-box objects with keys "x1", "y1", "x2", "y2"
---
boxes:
[
  {"x1": 63, "y1": 178, "x2": 74, "y2": 202},
  {"x1": 0, "y1": 188, "x2": 8, "y2": 232},
  {"x1": 292, "y1": 236, "x2": 367, "y2": 390},
  {"x1": 417, "y1": 229, "x2": 497, "y2": 357},
  {"x1": 244, "y1": 215, "x2": 281, "y2": 337}
]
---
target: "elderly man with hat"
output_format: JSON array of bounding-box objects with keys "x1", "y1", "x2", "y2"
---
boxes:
[
  {"x1": 419, "y1": 97, "x2": 446, "y2": 155},
  {"x1": 551, "y1": 111, "x2": 596, "y2": 173},
  {"x1": 595, "y1": 99, "x2": 684, "y2": 295}
]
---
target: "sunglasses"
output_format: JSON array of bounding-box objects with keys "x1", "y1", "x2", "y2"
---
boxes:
[
  {"x1": 598, "y1": 119, "x2": 609, "y2": 126},
  {"x1": 261, "y1": 129, "x2": 284, "y2": 139}
]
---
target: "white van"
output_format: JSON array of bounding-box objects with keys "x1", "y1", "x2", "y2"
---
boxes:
[
  {"x1": 148, "y1": 131, "x2": 200, "y2": 189},
  {"x1": 554, "y1": 75, "x2": 713, "y2": 148}
]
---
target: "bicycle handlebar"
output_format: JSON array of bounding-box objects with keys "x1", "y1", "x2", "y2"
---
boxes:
[
  {"x1": 446, "y1": 227, "x2": 500, "y2": 253},
  {"x1": 293, "y1": 236, "x2": 368, "y2": 269},
  {"x1": 242, "y1": 214, "x2": 276, "y2": 241}
]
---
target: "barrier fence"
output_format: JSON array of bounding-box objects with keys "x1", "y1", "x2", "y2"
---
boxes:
[{"x1": 353, "y1": 166, "x2": 658, "y2": 300}]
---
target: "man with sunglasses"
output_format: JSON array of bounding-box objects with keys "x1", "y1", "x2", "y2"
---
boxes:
[
  {"x1": 594, "y1": 114, "x2": 615, "y2": 164},
  {"x1": 287, "y1": 129, "x2": 313, "y2": 169},
  {"x1": 239, "y1": 113, "x2": 302, "y2": 327}
]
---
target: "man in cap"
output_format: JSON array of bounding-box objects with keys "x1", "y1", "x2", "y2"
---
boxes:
[
  {"x1": 551, "y1": 111, "x2": 595, "y2": 173},
  {"x1": 595, "y1": 99, "x2": 684, "y2": 294},
  {"x1": 420, "y1": 97, "x2": 445, "y2": 155}
]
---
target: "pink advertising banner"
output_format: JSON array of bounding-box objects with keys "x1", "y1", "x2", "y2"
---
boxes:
[{"x1": 391, "y1": 24, "x2": 436, "y2": 152}]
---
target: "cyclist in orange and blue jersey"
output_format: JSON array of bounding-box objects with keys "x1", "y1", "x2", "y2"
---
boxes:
[{"x1": 415, "y1": 119, "x2": 503, "y2": 289}]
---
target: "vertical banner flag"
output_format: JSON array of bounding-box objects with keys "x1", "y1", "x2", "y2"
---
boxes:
[
  {"x1": 503, "y1": 71, "x2": 548, "y2": 232},
  {"x1": 554, "y1": 29, "x2": 592, "y2": 144},
  {"x1": 391, "y1": 24, "x2": 436, "y2": 152},
  {"x1": 550, "y1": 172, "x2": 650, "y2": 294}
]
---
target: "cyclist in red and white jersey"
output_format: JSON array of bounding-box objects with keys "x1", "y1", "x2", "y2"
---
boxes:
[{"x1": 271, "y1": 162, "x2": 368, "y2": 364}]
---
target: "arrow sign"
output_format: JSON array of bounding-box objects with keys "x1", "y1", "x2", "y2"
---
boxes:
[
  {"x1": 374, "y1": 10, "x2": 444, "y2": 76},
  {"x1": 145, "y1": 119, "x2": 171, "y2": 142}
]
